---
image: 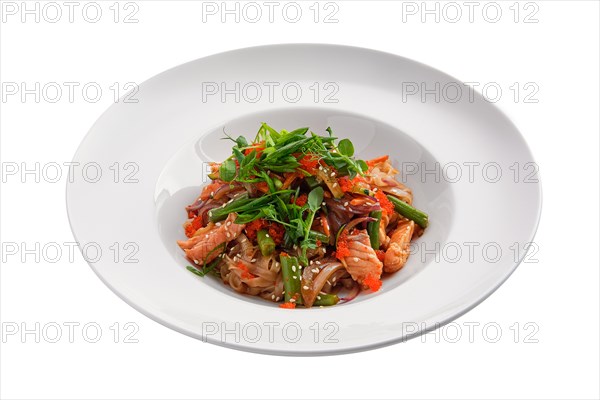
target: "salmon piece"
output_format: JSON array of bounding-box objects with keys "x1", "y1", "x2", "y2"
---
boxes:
[
  {"x1": 383, "y1": 219, "x2": 414, "y2": 273},
  {"x1": 177, "y1": 235, "x2": 203, "y2": 250},
  {"x1": 342, "y1": 230, "x2": 383, "y2": 288},
  {"x1": 199, "y1": 181, "x2": 224, "y2": 201},
  {"x1": 178, "y1": 214, "x2": 245, "y2": 265}
]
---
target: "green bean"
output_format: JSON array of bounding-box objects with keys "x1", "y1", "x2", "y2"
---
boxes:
[
  {"x1": 313, "y1": 293, "x2": 339, "y2": 306},
  {"x1": 257, "y1": 229, "x2": 275, "y2": 256},
  {"x1": 386, "y1": 195, "x2": 429, "y2": 228},
  {"x1": 280, "y1": 255, "x2": 303, "y2": 304},
  {"x1": 367, "y1": 210, "x2": 382, "y2": 250}
]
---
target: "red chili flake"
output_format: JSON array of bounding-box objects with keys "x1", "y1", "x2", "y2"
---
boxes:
[
  {"x1": 245, "y1": 219, "x2": 268, "y2": 242},
  {"x1": 297, "y1": 153, "x2": 319, "y2": 173},
  {"x1": 237, "y1": 261, "x2": 255, "y2": 280},
  {"x1": 335, "y1": 230, "x2": 350, "y2": 260},
  {"x1": 268, "y1": 223, "x2": 285, "y2": 245},
  {"x1": 245, "y1": 219, "x2": 284, "y2": 245},
  {"x1": 244, "y1": 141, "x2": 266, "y2": 157},
  {"x1": 338, "y1": 175, "x2": 368, "y2": 193},
  {"x1": 363, "y1": 275, "x2": 382, "y2": 292},
  {"x1": 279, "y1": 302, "x2": 296, "y2": 309},
  {"x1": 292, "y1": 193, "x2": 308, "y2": 207},
  {"x1": 338, "y1": 177, "x2": 353, "y2": 192},
  {"x1": 375, "y1": 249, "x2": 386, "y2": 262},
  {"x1": 185, "y1": 216, "x2": 203, "y2": 238},
  {"x1": 375, "y1": 191, "x2": 394, "y2": 215}
]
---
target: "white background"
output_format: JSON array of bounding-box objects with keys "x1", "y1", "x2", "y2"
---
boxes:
[{"x1": 1, "y1": 1, "x2": 599, "y2": 399}]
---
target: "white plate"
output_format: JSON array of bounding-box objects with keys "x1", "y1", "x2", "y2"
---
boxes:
[{"x1": 66, "y1": 44, "x2": 541, "y2": 355}]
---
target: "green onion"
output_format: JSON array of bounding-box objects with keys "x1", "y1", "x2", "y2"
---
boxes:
[
  {"x1": 209, "y1": 191, "x2": 292, "y2": 222},
  {"x1": 208, "y1": 193, "x2": 251, "y2": 222}
]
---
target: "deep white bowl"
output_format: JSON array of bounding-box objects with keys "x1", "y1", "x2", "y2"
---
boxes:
[{"x1": 67, "y1": 44, "x2": 541, "y2": 355}]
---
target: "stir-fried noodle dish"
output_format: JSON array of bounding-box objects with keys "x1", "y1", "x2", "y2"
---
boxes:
[{"x1": 178, "y1": 124, "x2": 429, "y2": 308}]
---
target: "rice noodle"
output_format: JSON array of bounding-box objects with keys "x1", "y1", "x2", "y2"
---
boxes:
[{"x1": 301, "y1": 260, "x2": 344, "y2": 307}]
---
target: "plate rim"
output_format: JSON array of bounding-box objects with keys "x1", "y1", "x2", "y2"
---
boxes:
[{"x1": 66, "y1": 43, "x2": 543, "y2": 356}]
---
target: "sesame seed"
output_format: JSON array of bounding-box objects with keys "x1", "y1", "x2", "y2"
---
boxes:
[
  {"x1": 226, "y1": 232, "x2": 231, "y2": 238},
  {"x1": 251, "y1": 258, "x2": 257, "y2": 263},
  {"x1": 292, "y1": 276, "x2": 298, "y2": 280},
  {"x1": 330, "y1": 172, "x2": 335, "y2": 177},
  {"x1": 326, "y1": 280, "x2": 331, "y2": 285},
  {"x1": 315, "y1": 261, "x2": 321, "y2": 265},
  {"x1": 194, "y1": 259, "x2": 199, "y2": 264},
  {"x1": 282, "y1": 291, "x2": 286, "y2": 295},
  {"x1": 312, "y1": 268, "x2": 319, "y2": 273},
  {"x1": 293, "y1": 244, "x2": 298, "y2": 250},
  {"x1": 303, "y1": 285, "x2": 310, "y2": 290},
  {"x1": 210, "y1": 191, "x2": 214, "y2": 196},
  {"x1": 373, "y1": 188, "x2": 378, "y2": 192},
  {"x1": 353, "y1": 257, "x2": 359, "y2": 262},
  {"x1": 226, "y1": 221, "x2": 231, "y2": 226},
  {"x1": 233, "y1": 256, "x2": 238, "y2": 262},
  {"x1": 276, "y1": 296, "x2": 281, "y2": 301},
  {"x1": 205, "y1": 234, "x2": 209, "y2": 239},
  {"x1": 291, "y1": 265, "x2": 296, "y2": 272},
  {"x1": 318, "y1": 166, "x2": 323, "y2": 171},
  {"x1": 271, "y1": 294, "x2": 275, "y2": 300},
  {"x1": 275, "y1": 262, "x2": 280, "y2": 267},
  {"x1": 333, "y1": 183, "x2": 338, "y2": 187},
  {"x1": 343, "y1": 202, "x2": 349, "y2": 207},
  {"x1": 317, "y1": 295, "x2": 321, "y2": 300},
  {"x1": 265, "y1": 233, "x2": 270, "y2": 238},
  {"x1": 289, "y1": 298, "x2": 296, "y2": 303},
  {"x1": 216, "y1": 222, "x2": 221, "y2": 227},
  {"x1": 310, "y1": 260, "x2": 313, "y2": 265},
  {"x1": 321, "y1": 202, "x2": 326, "y2": 206},
  {"x1": 236, "y1": 253, "x2": 242, "y2": 258},
  {"x1": 332, "y1": 277, "x2": 336, "y2": 282}
]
